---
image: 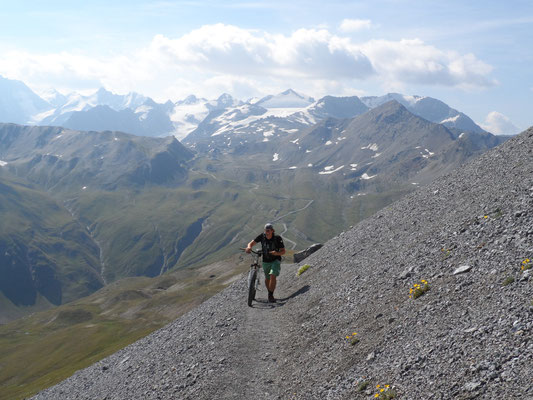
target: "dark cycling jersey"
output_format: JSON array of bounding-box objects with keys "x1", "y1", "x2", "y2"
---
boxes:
[{"x1": 254, "y1": 233, "x2": 285, "y2": 263}]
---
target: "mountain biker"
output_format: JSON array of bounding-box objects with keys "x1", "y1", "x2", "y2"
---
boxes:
[{"x1": 246, "y1": 223, "x2": 285, "y2": 303}]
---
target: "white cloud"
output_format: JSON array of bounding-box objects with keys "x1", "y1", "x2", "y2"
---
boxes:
[
  {"x1": 0, "y1": 24, "x2": 497, "y2": 101},
  {"x1": 339, "y1": 19, "x2": 372, "y2": 32},
  {"x1": 149, "y1": 25, "x2": 375, "y2": 80},
  {"x1": 359, "y1": 38, "x2": 497, "y2": 90},
  {"x1": 480, "y1": 111, "x2": 520, "y2": 135}
]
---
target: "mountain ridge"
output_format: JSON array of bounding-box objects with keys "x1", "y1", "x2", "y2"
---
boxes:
[
  {"x1": 361, "y1": 92, "x2": 485, "y2": 133},
  {"x1": 0, "y1": 75, "x2": 492, "y2": 140},
  {"x1": 0, "y1": 123, "x2": 193, "y2": 191}
]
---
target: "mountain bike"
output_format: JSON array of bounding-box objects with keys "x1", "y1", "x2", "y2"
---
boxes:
[{"x1": 241, "y1": 248, "x2": 262, "y2": 307}]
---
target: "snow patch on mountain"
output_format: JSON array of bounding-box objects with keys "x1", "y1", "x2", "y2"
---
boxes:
[
  {"x1": 319, "y1": 165, "x2": 344, "y2": 174},
  {"x1": 209, "y1": 103, "x2": 315, "y2": 137},
  {"x1": 30, "y1": 109, "x2": 56, "y2": 123},
  {"x1": 0, "y1": 160, "x2": 7, "y2": 166},
  {"x1": 135, "y1": 105, "x2": 153, "y2": 121},
  {"x1": 441, "y1": 115, "x2": 460, "y2": 124},
  {"x1": 38, "y1": 88, "x2": 68, "y2": 108},
  {"x1": 361, "y1": 143, "x2": 379, "y2": 151},
  {"x1": 58, "y1": 88, "x2": 148, "y2": 115},
  {"x1": 171, "y1": 100, "x2": 211, "y2": 140},
  {"x1": 401, "y1": 94, "x2": 426, "y2": 105},
  {"x1": 421, "y1": 148, "x2": 435, "y2": 158}
]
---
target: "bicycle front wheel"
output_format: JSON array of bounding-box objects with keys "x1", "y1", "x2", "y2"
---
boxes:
[{"x1": 247, "y1": 269, "x2": 257, "y2": 307}]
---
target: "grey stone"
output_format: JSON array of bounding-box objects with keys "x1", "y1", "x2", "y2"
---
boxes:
[
  {"x1": 293, "y1": 243, "x2": 323, "y2": 263},
  {"x1": 399, "y1": 266, "x2": 414, "y2": 279},
  {"x1": 453, "y1": 265, "x2": 472, "y2": 275},
  {"x1": 520, "y1": 269, "x2": 531, "y2": 281},
  {"x1": 464, "y1": 381, "x2": 482, "y2": 391}
]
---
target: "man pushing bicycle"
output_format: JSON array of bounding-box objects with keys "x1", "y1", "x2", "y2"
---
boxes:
[{"x1": 246, "y1": 223, "x2": 285, "y2": 303}]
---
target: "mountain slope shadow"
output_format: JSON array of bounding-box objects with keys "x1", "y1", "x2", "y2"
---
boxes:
[
  {"x1": 279, "y1": 284, "x2": 310, "y2": 301},
  {"x1": 251, "y1": 285, "x2": 310, "y2": 309}
]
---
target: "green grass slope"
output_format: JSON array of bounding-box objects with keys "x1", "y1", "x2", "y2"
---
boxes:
[
  {"x1": 0, "y1": 176, "x2": 103, "y2": 320},
  {"x1": 0, "y1": 253, "x2": 254, "y2": 400}
]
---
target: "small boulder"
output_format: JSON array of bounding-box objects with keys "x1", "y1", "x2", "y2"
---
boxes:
[
  {"x1": 464, "y1": 381, "x2": 482, "y2": 391},
  {"x1": 519, "y1": 269, "x2": 531, "y2": 281},
  {"x1": 399, "y1": 266, "x2": 414, "y2": 279},
  {"x1": 453, "y1": 265, "x2": 472, "y2": 275},
  {"x1": 294, "y1": 243, "x2": 323, "y2": 263}
]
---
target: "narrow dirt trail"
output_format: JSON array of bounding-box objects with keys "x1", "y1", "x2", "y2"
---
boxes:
[
  {"x1": 32, "y1": 260, "x2": 309, "y2": 400},
  {"x1": 199, "y1": 266, "x2": 295, "y2": 399},
  {"x1": 280, "y1": 223, "x2": 297, "y2": 249}
]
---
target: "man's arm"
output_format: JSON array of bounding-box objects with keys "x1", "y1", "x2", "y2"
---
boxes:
[{"x1": 245, "y1": 240, "x2": 256, "y2": 253}]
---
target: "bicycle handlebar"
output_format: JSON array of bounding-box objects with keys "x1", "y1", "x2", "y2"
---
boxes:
[{"x1": 240, "y1": 247, "x2": 263, "y2": 256}]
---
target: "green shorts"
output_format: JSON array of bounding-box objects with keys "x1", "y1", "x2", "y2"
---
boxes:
[{"x1": 262, "y1": 260, "x2": 281, "y2": 277}]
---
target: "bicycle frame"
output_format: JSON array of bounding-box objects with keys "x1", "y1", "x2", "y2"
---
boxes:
[
  {"x1": 242, "y1": 248, "x2": 263, "y2": 306},
  {"x1": 249, "y1": 251, "x2": 261, "y2": 291}
]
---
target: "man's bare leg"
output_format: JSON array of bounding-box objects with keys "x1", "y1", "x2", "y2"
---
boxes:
[
  {"x1": 269, "y1": 275, "x2": 277, "y2": 293},
  {"x1": 266, "y1": 275, "x2": 277, "y2": 302}
]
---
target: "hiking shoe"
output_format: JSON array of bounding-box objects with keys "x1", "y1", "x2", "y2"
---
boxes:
[{"x1": 268, "y1": 292, "x2": 277, "y2": 303}]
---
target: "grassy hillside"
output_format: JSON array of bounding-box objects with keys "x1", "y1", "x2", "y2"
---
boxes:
[
  {"x1": 0, "y1": 252, "x2": 263, "y2": 400},
  {"x1": 1, "y1": 121, "x2": 503, "y2": 312},
  {"x1": 1, "y1": 152, "x2": 407, "y2": 324},
  {"x1": 0, "y1": 176, "x2": 102, "y2": 319}
]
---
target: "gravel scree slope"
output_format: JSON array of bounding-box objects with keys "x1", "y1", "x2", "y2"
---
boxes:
[{"x1": 34, "y1": 128, "x2": 533, "y2": 399}]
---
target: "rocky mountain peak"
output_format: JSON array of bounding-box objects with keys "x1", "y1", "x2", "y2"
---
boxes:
[
  {"x1": 363, "y1": 99, "x2": 413, "y2": 123},
  {"x1": 180, "y1": 94, "x2": 200, "y2": 105},
  {"x1": 309, "y1": 95, "x2": 369, "y2": 120},
  {"x1": 256, "y1": 89, "x2": 314, "y2": 108},
  {"x1": 0, "y1": 75, "x2": 51, "y2": 124},
  {"x1": 216, "y1": 93, "x2": 236, "y2": 107}
]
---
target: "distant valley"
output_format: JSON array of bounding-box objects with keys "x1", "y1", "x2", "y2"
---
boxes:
[{"x1": 0, "y1": 75, "x2": 510, "y2": 325}]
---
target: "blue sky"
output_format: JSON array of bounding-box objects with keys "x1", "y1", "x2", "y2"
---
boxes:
[{"x1": 0, "y1": 0, "x2": 531, "y2": 133}]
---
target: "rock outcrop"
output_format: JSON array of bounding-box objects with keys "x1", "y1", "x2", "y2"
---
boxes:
[{"x1": 293, "y1": 243, "x2": 323, "y2": 263}]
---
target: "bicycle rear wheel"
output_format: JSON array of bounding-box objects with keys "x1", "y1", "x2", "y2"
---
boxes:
[{"x1": 247, "y1": 269, "x2": 257, "y2": 307}]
